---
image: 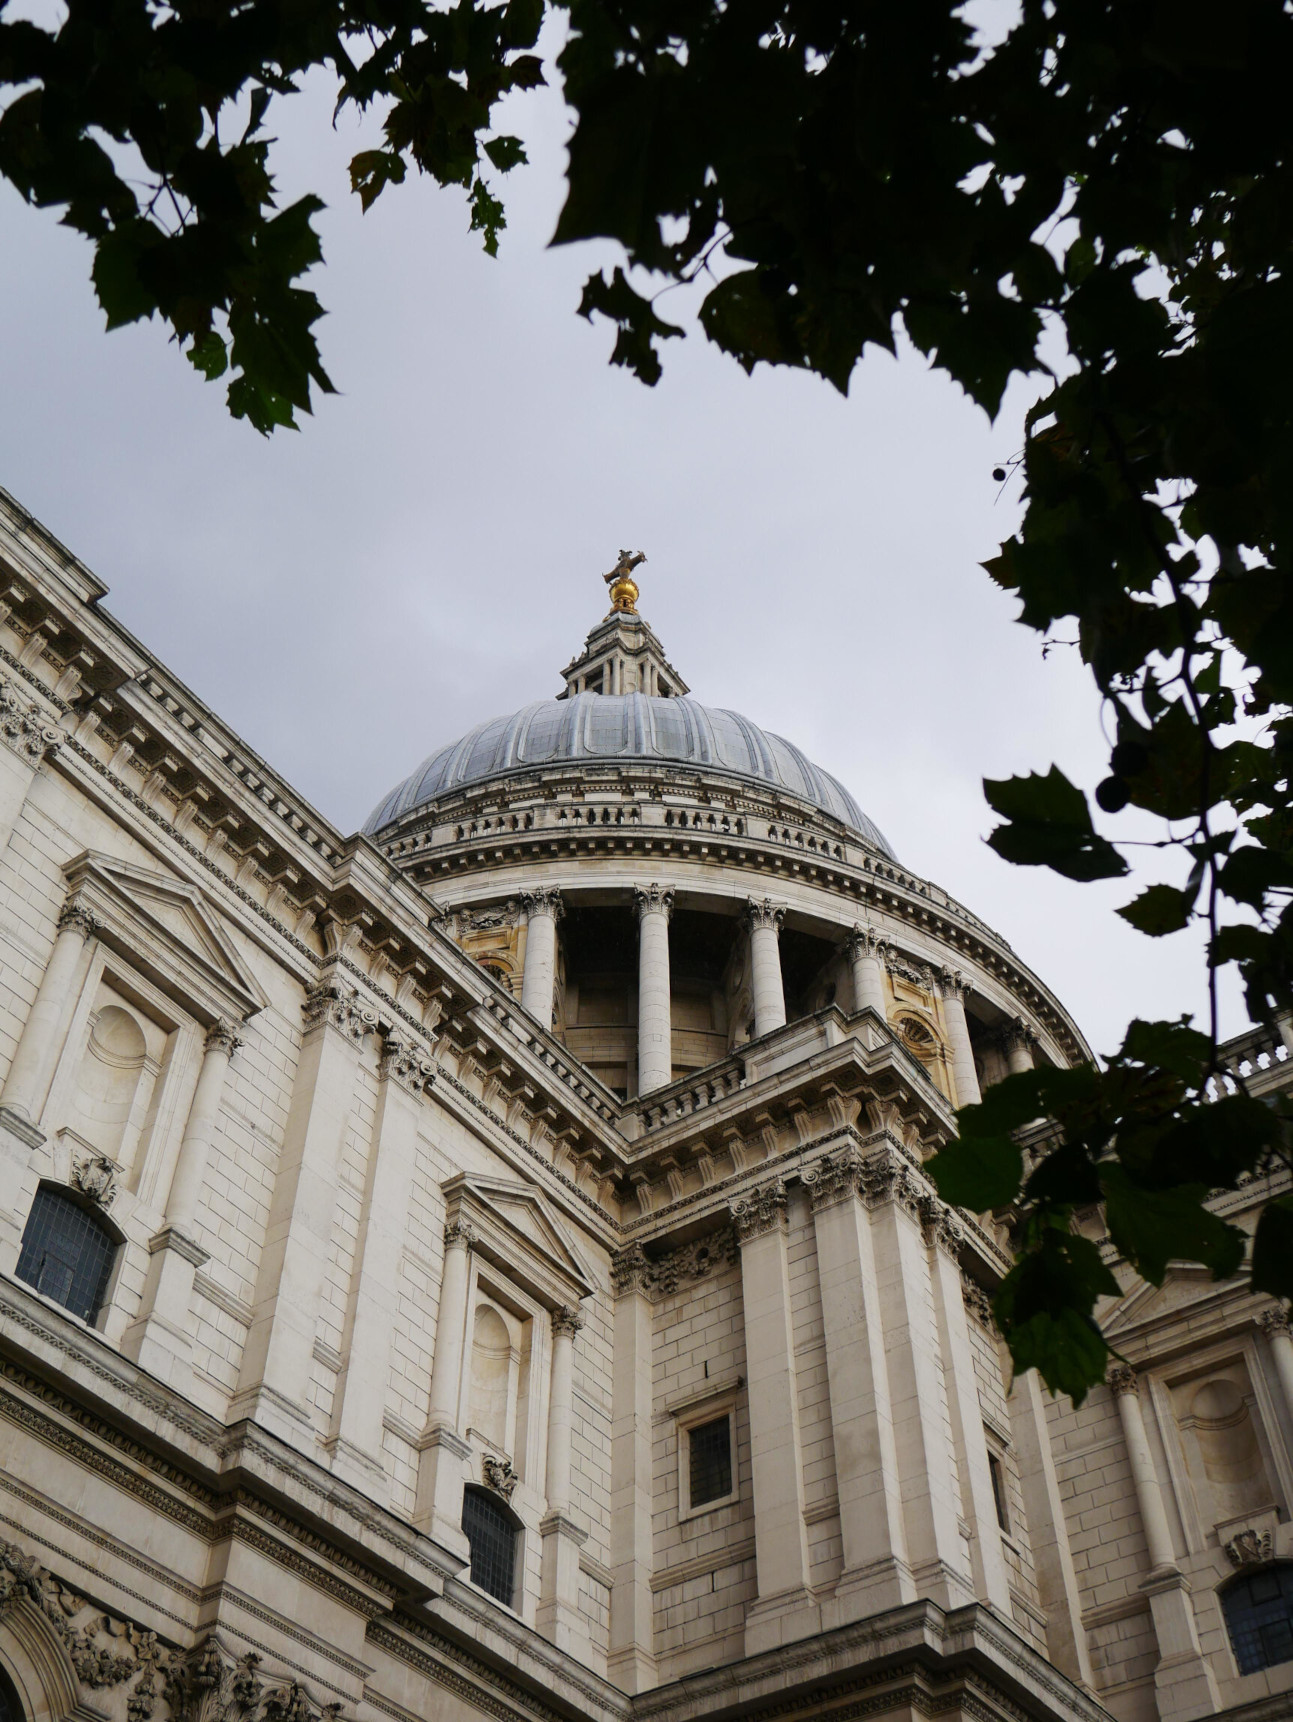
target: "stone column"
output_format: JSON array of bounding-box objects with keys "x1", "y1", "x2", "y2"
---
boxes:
[
  {"x1": 805, "y1": 1151, "x2": 913, "y2": 1623},
  {"x1": 539, "y1": 1304, "x2": 590, "y2": 1654},
  {"x1": 634, "y1": 884, "x2": 674, "y2": 1095},
  {"x1": 1003, "y1": 1018, "x2": 1036, "y2": 1075},
  {"x1": 520, "y1": 889, "x2": 563, "y2": 1031},
  {"x1": 608, "y1": 1247, "x2": 657, "y2": 1693},
  {"x1": 923, "y1": 1202, "x2": 1013, "y2": 1616},
  {"x1": 861, "y1": 1150, "x2": 975, "y2": 1610},
  {"x1": 745, "y1": 899, "x2": 787, "y2": 1039},
  {"x1": 414, "y1": 1217, "x2": 476, "y2": 1556},
  {"x1": 846, "y1": 925, "x2": 887, "y2": 1019},
  {"x1": 938, "y1": 969, "x2": 981, "y2": 1108},
  {"x1": 231, "y1": 980, "x2": 374, "y2": 1444},
  {"x1": 1108, "y1": 1365, "x2": 1219, "y2": 1719},
  {"x1": 0, "y1": 900, "x2": 96, "y2": 1132},
  {"x1": 731, "y1": 1179, "x2": 816, "y2": 1653},
  {"x1": 1008, "y1": 1366, "x2": 1096, "y2": 1688},
  {"x1": 1258, "y1": 1306, "x2": 1293, "y2": 1422},
  {"x1": 328, "y1": 1036, "x2": 435, "y2": 1499},
  {"x1": 122, "y1": 1019, "x2": 242, "y2": 1388},
  {"x1": 0, "y1": 899, "x2": 96, "y2": 1269}
]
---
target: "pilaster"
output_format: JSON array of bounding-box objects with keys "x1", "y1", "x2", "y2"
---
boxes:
[{"x1": 608, "y1": 1246, "x2": 658, "y2": 1693}]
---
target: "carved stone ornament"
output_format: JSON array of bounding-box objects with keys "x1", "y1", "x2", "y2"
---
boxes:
[
  {"x1": 0, "y1": 679, "x2": 62, "y2": 762},
  {"x1": 482, "y1": 1454, "x2": 520, "y2": 1500},
  {"x1": 1258, "y1": 1305, "x2": 1291, "y2": 1338},
  {"x1": 57, "y1": 899, "x2": 98, "y2": 941},
  {"x1": 610, "y1": 1230, "x2": 740, "y2": 1300},
  {"x1": 552, "y1": 1303, "x2": 586, "y2": 1339},
  {"x1": 0, "y1": 1538, "x2": 346, "y2": 1722},
  {"x1": 939, "y1": 967, "x2": 969, "y2": 1001},
  {"x1": 845, "y1": 924, "x2": 887, "y2": 963},
  {"x1": 71, "y1": 1152, "x2": 119, "y2": 1209},
  {"x1": 1224, "y1": 1528, "x2": 1273, "y2": 1569},
  {"x1": 885, "y1": 951, "x2": 933, "y2": 992},
  {"x1": 859, "y1": 1147, "x2": 924, "y2": 1217},
  {"x1": 803, "y1": 1150, "x2": 864, "y2": 1213},
  {"x1": 378, "y1": 1035, "x2": 437, "y2": 1093},
  {"x1": 633, "y1": 882, "x2": 675, "y2": 922},
  {"x1": 895, "y1": 1013, "x2": 941, "y2": 1061},
  {"x1": 520, "y1": 887, "x2": 564, "y2": 923},
  {"x1": 301, "y1": 980, "x2": 378, "y2": 1043},
  {"x1": 921, "y1": 1196, "x2": 965, "y2": 1256},
  {"x1": 204, "y1": 1019, "x2": 243, "y2": 1059},
  {"x1": 962, "y1": 1272, "x2": 995, "y2": 1329},
  {"x1": 456, "y1": 902, "x2": 518, "y2": 934},
  {"x1": 730, "y1": 1179, "x2": 788, "y2": 1242},
  {"x1": 744, "y1": 897, "x2": 785, "y2": 934},
  {"x1": 1107, "y1": 1363, "x2": 1139, "y2": 1397},
  {"x1": 443, "y1": 1218, "x2": 478, "y2": 1252},
  {"x1": 999, "y1": 1018, "x2": 1038, "y2": 1056}
]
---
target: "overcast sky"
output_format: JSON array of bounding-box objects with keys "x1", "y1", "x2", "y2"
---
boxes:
[{"x1": 0, "y1": 56, "x2": 1245, "y2": 1059}]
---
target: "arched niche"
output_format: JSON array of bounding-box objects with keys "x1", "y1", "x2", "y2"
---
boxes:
[
  {"x1": 468, "y1": 1302, "x2": 517, "y2": 1455},
  {"x1": 0, "y1": 1596, "x2": 81, "y2": 1722},
  {"x1": 65, "y1": 1003, "x2": 149, "y2": 1165}
]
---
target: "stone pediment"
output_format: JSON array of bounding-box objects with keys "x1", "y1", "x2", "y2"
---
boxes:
[
  {"x1": 1101, "y1": 1263, "x2": 1214, "y2": 1340},
  {"x1": 63, "y1": 850, "x2": 266, "y2": 1023},
  {"x1": 442, "y1": 1173, "x2": 594, "y2": 1309}
]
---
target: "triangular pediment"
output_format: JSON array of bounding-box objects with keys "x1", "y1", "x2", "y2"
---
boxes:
[
  {"x1": 1103, "y1": 1263, "x2": 1214, "y2": 1338},
  {"x1": 62, "y1": 850, "x2": 266, "y2": 1021},
  {"x1": 443, "y1": 1173, "x2": 594, "y2": 1306}
]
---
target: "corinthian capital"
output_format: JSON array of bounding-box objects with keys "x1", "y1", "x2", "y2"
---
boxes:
[
  {"x1": 845, "y1": 923, "x2": 886, "y2": 962},
  {"x1": 204, "y1": 1018, "x2": 243, "y2": 1058},
  {"x1": 379, "y1": 1034, "x2": 437, "y2": 1093},
  {"x1": 730, "y1": 1178, "x2": 787, "y2": 1242},
  {"x1": 744, "y1": 897, "x2": 785, "y2": 933},
  {"x1": 938, "y1": 967, "x2": 969, "y2": 1001},
  {"x1": 1258, "y1": 1305, "x2": 1290, "y2": 1338},
  {"x1": 803, "y1": 1150, "x2": 863, "y2": 1212},
  {"x1": 1107, "y1": 1363, "x2": 1139, "y2": 1397},
  {"x1": 552, "y1": 1303, "x2": 586, "y2": 1339},
  {"x1": 0, "y1": 680, "x2": 62, "y2": 762},
  {"x1": 521, "y1": 887, "x2": 564, "y2": 922},
  {"x1": 633, "y1": 882, "x2": 675, "y2": 922},
  {"x1": 302, "y1": 980, "x2": 378, "y2": 1042},
  {"x1": 57, "y1": 899, "x2": 97, "y2": 941}
]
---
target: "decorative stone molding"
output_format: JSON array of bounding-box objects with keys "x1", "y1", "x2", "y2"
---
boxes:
[
  {"x1": 844, "y1": 924, "x2": 887, "y2": 962},
  {"x1": 743, "y1": 897, "x2": 785, "y2": 933},
  {"x1": 552, "y1": 1303, "x2": 585, "y2": 1339},
  {"x1": 921, "y1": 1196, "x2": 965, "y2": 1256},
  {"x1": 610, "y1": 1229, "x2": 740, "y2": 1299},
  {"x1": 454, "y1": 902, "x2": 519, "y2": 933},
  {"x1": 1224, "y1": 1528, "x2": 1273, "y2": 1569},
  {"x1": 803, "y1": 1149, "x2": 863, "y2": 1212},
  {"x1": 859, "y1": 1146, "x2": 924, "y2": 1217},
  {"x1": 443, "y1": 1218, "x2": 478, "y2": 1251},
  {"x1": 0, "y1": 679, "x2": 62, "y2": 761},
  {"x1": 887, "y1": 951, "x2": 934, "y2": 991},
  {"x1": 520, "y1": 887, "x2": 564, "y2": 922},
  {"x1": 301, "y1": 980, "x2": 378, "y2": 1042},
  {"x1": 481, "y1": 1454, "x2": 519, "y2": 1501},
  {"x1": 962, "y1": 1272, "x2": 995, "y2": 1328},
  {"x1": 1107, "y1": 1363, "x2": 1139, "y2": 1397},
  {"x1": 632, "y1": 882, "x2": 675, "y2": 922},
  {"x1": 730, "y1": 1179, "x2": 788, "y2": 1242},
  {"x1": 1258, "y1": 1305, "x2": 1290, "y2": 1337},
  {"x1": 938, "y1": 967, "x2": 969, "y2": 1000},
  {"x1": 57, "y1": 899, "x2": 98, "y2": 941},
  {"x1": 204, "y1": 1018, "x2": 243, "y2": 1058},
  {"x1": 998, "y1": 1017, "x2": 1038, "y2": 1056},
  {"x1": 895, "y1": 1012, "x2": 942, "y2": 1061},
  {"x1": 378, "y1": 1035, "x2": 437, "y2": 1093},
  {"x1": 70, "y1": 1151, "x2": 119, "y2": 1209}
]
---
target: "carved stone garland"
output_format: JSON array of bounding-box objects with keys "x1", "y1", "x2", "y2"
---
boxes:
[
  {"x1": 0, "y1": 1538, "x2": 345, "y2": 1722},
  {"x1": 609, "y1": 1228, "x2": 740, "y2": 1300}
]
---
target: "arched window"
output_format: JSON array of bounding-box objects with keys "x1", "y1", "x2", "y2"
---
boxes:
[
  {"x1": 15, "y1": 1186, "x2": 118, "y2": 1324},
  {"x1": 0, "y1": 1664, "x2": 23, "y2": 1722},
  {"x1": 1222, "y1": 1564, "x2": 1293, "y2": 1674},
  {"x1": 461, "y1": 1486, "x2": 518, "y2": 1608}
]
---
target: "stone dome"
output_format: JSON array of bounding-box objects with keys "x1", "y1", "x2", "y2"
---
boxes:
[{"x1": 364, "y1": 691, "x2": 896, "y2": 859}]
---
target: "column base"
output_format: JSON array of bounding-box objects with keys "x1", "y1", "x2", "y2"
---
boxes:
[
  {"x1": 227, "y1": 1380, "x2": 318, "y2": 1447},
  {"x1": 1143, "y1": 1568, "x2": 1220, "y2": 1722},
  {"x1": 821, "y1": 1556, "x2": 916, "y2": 1629},
  {"x1": 743, "y1": 1586, "x2": 821, "y2": 1656},
  {"x1": 121, "y1": 1228, "x2": 208, "y2": 1392},
  {"x1": 606, "y1": 1645, "x2": 658, "y2": 1696},
  {"x1": 537, "y1": 1510, "x2": 592, "y2": 1659},
  {"x1": 412, "y1": 1424, "x2": 472, "y2": 1562},
  {"x1": 325, "y1": 1434, "x2": 390, "y2": 1504}
]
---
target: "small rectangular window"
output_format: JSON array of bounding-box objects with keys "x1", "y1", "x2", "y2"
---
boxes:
[
  {"x1": 988, "y1": 1452, "x2": 1010, "y2": 1533},
  {"x1": 688, "y1": 1415, "x2": 733, "y2": 1508}
]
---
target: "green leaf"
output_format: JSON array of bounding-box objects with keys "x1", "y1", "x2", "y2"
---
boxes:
[
  {"x1": 1117, "y1": 883, "x2": 1196, "y2": 936},
  {"x1": 1101, "y1": 1165, "x2": 1245, "y2": 1285},
  {"x1": 187, "y1": 329, "x2": 228, "y2": 380},
  {"x1": 927, "y1": 1133, "x2": 1023, "y2": 1211},
  {"x1": 1252, "y1": 1200, "x2": 1293, "y2": 1303},
  {"x1": 985, "y1": 768, "x2": 1129, "y2": 882}
]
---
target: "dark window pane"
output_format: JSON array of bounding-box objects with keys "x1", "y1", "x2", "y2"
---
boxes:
[
  {"x1": 0, "y1": 1665, "x2": 23, "y2": 1722},
  {"x1": 16, "y1": 1188, "x2": 116, "y2": 1324},
  {"x1": 988, "y1": 1454, "x2": 1010, "y2": 1533},
  {"x1": 462, "y1": 1488, "x2": 516, "y2": 1607},
  {"x1": 1223, "y1": 1565, "x2": 1293, "y2": 1674},
  {"x1": 689, "y1": 1415, "x2": 733, "y2": 1507}
]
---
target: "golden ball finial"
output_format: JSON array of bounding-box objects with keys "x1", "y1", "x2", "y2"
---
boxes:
[{"x1": 604, "y1": 549, "x2": 646, "y2": 614}]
